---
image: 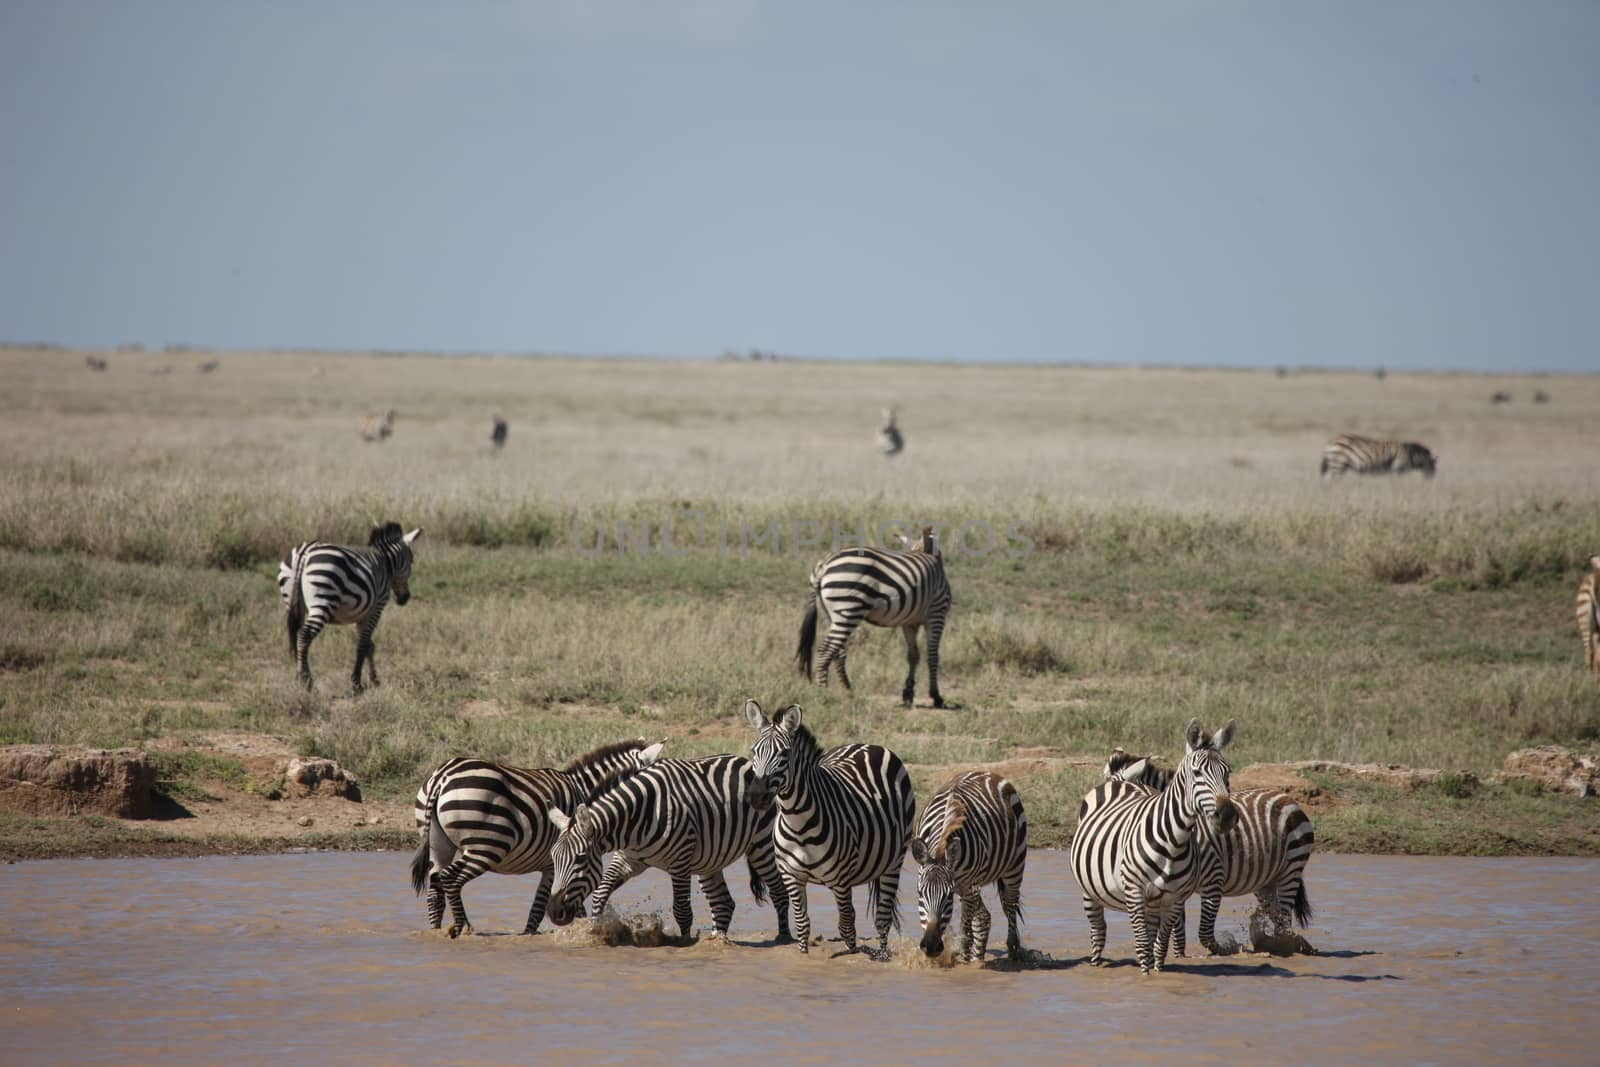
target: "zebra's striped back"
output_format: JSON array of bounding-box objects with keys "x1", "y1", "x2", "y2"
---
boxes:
[
  {"x1": 1578, "y1": 557, "x2": 1600, "y2": 677},
  {"x1": 1320, "y1": 432, "x2": 1437, "y2": 478},
  {"x1": 910, "y1": 770, "x2": 1027, "y2": 960}
]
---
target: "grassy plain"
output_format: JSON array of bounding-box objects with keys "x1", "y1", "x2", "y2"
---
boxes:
[{"x1": 1, "y1": 345, "x2": 1597, "y2": 856}]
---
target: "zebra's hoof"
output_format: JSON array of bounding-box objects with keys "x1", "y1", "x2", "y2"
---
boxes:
[
  {"x1": 772, "y1": 931, "x2": 794, "y2": 945},
  {"x1": 447, "y1": 924, "x2": 473, "y2": 939}
]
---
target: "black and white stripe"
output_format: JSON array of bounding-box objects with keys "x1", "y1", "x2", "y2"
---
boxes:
[
  {"x1": 409, "y1": 739, "x2": 665, "y2": 937},
  {"x1": 744, "y1": 700, "x2": 916, "y2": 960},
  {"x1": 795, "y1": 525, "x2": 953, "y2": 708},
  {"x1": 1320, "y1": 432, "x2": 1437, "y2": 478},
  {"x1": 1578, "y1": 556, "x2": 1600, "y2": 680},
  {"x1": 1071, "y1": 720, "x2": 1237, "y2": 974},
  {"x1": 543, "y1": 754, "x2": 791, "y2": 942},
  {"x1": 277, "y1": 522, "x2": 422, "y2": 692},
  {"x1": 909, "y1": 770, "x2": 1027, "y2": 961},
  {"x1": 1104, "y1": 748, "x2": 1314, "y2": 956}
]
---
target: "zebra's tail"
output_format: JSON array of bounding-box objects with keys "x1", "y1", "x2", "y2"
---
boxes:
[
  {"x1": 745, "y1": 854, "x2": 769, "y2": 906},
  {"x1": 795, "y1": 588, "x2": 819, "y2": 677},
  {"x1": 410, "y1": 794, "x2": 437, "y2": 897},
  {"x1": 1292, "y1": 879, "x2": 1313, "y2": 929},
  {"x1": 285, "y1": 547, "x2": 309, "y2": 659},
  {"x1": 868, "y1": 877, "x2": 902, "y2": 934}
]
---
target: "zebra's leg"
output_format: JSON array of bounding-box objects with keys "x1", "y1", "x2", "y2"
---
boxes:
[
  {"x1": 670, "y1": 872, "x2": 696, "y2": 942},
  {"x1": 295, "y1": 615, "x2": 327, "y2": 690},
  {"x1": 869, "y1": 865, "x2": 903, "y2": 961},
  {"x1": 1154, "y1": 903, "x2": 1181, "y2": 972},
  {"x1": 783, "y1": 872, "x2": 811, "y2": 954},
  {"x1": 1198, "y1": 890, "x2": 1225, "y2": 954},
  {"x1": 1083, "y1": 896, "x2": 1107, "y2": 966},
  {"x1": 521, "y1": 867, "x2": 553, "y2": 935},
  {"x1": 1124, "y1": 886, "x2": 1154, "y2": 974},
  {"x1": 699, "y1": 869, "x2": 735, "y2": 939},
  {"x1": 748, "y1": 834, "x2": 793, "y2": 943},
  {"x1": 832, "y1": 884, "x2": 859, "y2": 954},
  {"x1": 426, "y1": 875, "x2": 446, "y2": 930},
  {"x1": 591, "y1": 853, "x2": 644, "y2": 919},
  {"x1": 814, "y1": 619, "x2": 859, "y2": 691},
  {"x1": 925, "y1": 610, "x2": 947, "y2": 709},
  {"x1": 436, "y1": 851, "x2": 496, "y2": 938},
  {"x1": 900, "y1": 624, "x2": 920, "y2": 707},
  {"x1": 1172, "y1": 899, "x2": 1189, "y2": 957},
  {"x1": 998, "y1": 871, "x2": 1024, "y2": 959},
  {"x1": 960, "y1": 890, "x2": 991, "y2": 961}
]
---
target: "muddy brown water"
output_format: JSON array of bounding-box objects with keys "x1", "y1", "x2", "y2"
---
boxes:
[{"x1": 3, "y1": 851, "x2": 1597, "y2": 1065}]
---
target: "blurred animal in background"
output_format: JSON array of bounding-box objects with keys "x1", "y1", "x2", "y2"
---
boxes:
[
  {"x1": 198, "y1": 360, "x2": 220, "y2": 374},
  {"x1": 1491, "y1": 391, "x2": 1512, "y2": 405},
  {"x1": 1374, "y1": 367, "x2": 1386, "y2": 381},
  {"x1": 1577, "y1": 555, "x2": 1600, "y2": 680},
  {"x1": 491, "y1": 415, "x2": 508, "y2": 450},
  {"x1": 361, "y1": 409, "x2": 396, "y2": 442},
  {"x1": 84, "y1": 355, "x2": 107, "y2": 371},
  {"x1": 1320, "y1": 433, "x2": 1437, "y2": 479},
  {"x1": 877, "y1": 407, "x2": 904, "y2": 457},
  {"x1": 1533, "y1": 390, "x2": 1550, "y2": 404}
]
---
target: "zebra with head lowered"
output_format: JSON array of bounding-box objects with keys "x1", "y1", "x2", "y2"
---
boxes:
[
  {"x1": 796, "y1": 525, "x2": 952, "y2": 708},
  {"x1": 1320, "y1": 432, "x2": 1437, "y2": 479},
  {"x1": 910, "y1": 770, "x2": 1028, "y2": 962},
  {"x1": 410, "y1": 739, "x2": 665, "y2": 937},
  {"x1": 745, "y1": 700, "x2": 915, "y2": 960},
  {"x1": 278, "y1": 522, "x2": 421, "y2": 693},
  {"x1": 544, "y1": 754, "x2": 791, "y2": 942},
  {"x1": 1577, "y1": 555, "x2": 1600, "y2": 680},
  {"x1": 1103, "y1": 747, "x2": 1314, "y2": 956},
  {"x1": 1071, "y1": 719, "x2": 1237, "y2": 974}
]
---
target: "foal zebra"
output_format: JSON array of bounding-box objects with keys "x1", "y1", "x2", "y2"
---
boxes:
[
  {"x1": 544, "y1": 754, "x2": 791, "y2": 942},
  {"x1": 745, "y1": 700, "x2": 915, "y2": 960},
  {"x1": 278, "y1": 522, "x2": 421, "y2": 693},
  {"x1": 1577, "y1": 556, "x2": 1600, "y2": 679},
  {"x1": 1103, "y1": 748, "x2": 1314, "y2": 956},
  {"x1": 410, "y1": 739, "x2": 665, "y2": 937},
  {"x1": 796, "y1": 525, "x2": 952, "y2": 708},
  {"x1": 910, "y1": 770, "x2": 1028, "y2": 961},
  {"x1": 1320, "y1": 432, "x2": 1437, "y2": 478},
  {"x1": 1070, "y1": 720, "x2": 1237, "y2": 974}
]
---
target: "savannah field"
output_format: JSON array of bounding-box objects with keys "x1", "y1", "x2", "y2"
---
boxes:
[{"x1": 1, "y1": 345, "x2": 1598, "y2": 860}]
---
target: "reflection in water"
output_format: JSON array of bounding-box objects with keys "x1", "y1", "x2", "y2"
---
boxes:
[{"x1": 3, "y1": 852, "x2": 1597, "y2": 1065}]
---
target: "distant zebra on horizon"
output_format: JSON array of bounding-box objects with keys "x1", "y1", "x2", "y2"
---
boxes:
[
  {"x1": 745, "y1": 701, "x2": 915, "y2": 960},
  {"x1": 877, "y1": 407, "x2": 904, "y2": 456},
  {"x1": 1103, "y1": 747, "x2": 1314, "y2": 956},
  {"x1": 360, "y1": 409, "x2": 395, "y2": 441},
  {"x1": 491, "y1": 415, "x2": 508, "y2": 450},
  {"x1": 1071, "y1": 720, "x2": 1237, "y2": 974},
  {"x1": 1319, "y1": 432, "x2": 1437, "y2": 479},
  {"x1": 277, "y1": 522, "x2": 421, "y2": 692},
  {"x1": 84, "y1": 355, "x2": 108, "y2": 371},
  {"x1": 544, "y1": 753, "x2": 791, "y2": 942},
  {"x1": 1577, "y1": 556, "x2": 1600, "y2": 680},
  {"x1": 909, "y1": 770, "x2": 1028, "y2": 961},
  {"x1": 796, "y1": 524, "x2": 952, "y2": 708},
  {"x1": 411, "y1": 739, "x2": 665, "y2": 937}
]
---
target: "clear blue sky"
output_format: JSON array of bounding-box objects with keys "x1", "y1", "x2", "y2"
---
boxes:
[{"x1": 2, "y1": 1, "x2": 1596, "y2": 370}]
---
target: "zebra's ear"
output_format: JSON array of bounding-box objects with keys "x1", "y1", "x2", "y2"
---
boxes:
[
  {"x1": 404, "y1": 527, "x2": 423, "y2": 545},
  {"x1": 1117, "y1": 758, "x2": 1150, "y2": 782},
  {"x1": 775, "y1": 704, "x2": 803, "y2": 731},
  {"x1": 1214, "y1": 719, "x2": 1237, "y2": 750},
  {"x1": 573, "y1": 803, "x2": 595, "y2": 835},
  {"x1": 1185, "y1": 718, "x2": 1203, "y2": 752},
  {"x1": 549, "y1": 807, "x2": 573, "y2": 833},
  {"x1": 639, "y1": 741, "x2": 665, "y2": 766},
  {"x1": 743, "y1": 699, "x2": 766, "y2": 729},
  {"x1": 909, "y1": 836, "x2": 931, "y2": 865}
]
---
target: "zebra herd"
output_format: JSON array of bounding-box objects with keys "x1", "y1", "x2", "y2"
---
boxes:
[{"x1": 408, "y1": 706, "x2": 1314, "y2": 972}]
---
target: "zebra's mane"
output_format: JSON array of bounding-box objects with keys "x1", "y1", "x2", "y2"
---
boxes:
[
  {"x1": 368, "y1": 521, "x2": 405, "y2": 546},
  {"x1": 575, "y1": 762, "x2": 653, "y2": 806},
  {"x1": 562, "y1": 738, "x2": 646, "y2": 773},
  {"x1": 934, "y1": 793, "x2": 968, "y2": 860},
  {"x1": 1104, "y1": 748, "x2": 1144, "y2": 776}
]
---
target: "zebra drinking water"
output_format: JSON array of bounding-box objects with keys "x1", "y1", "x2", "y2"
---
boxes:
[
  {"x1": 1071, "y1": 719, "x2": 1237, "y2": 974},
  {"x1": 796, "y1": 525, "x2": 952, "y2": 708},
  {"x1": 410, "y1": 738, "x2": 665, "y2": 937},
  {"x1": 1320, "y1": 432, "x2": 1437, "y2": 478},
  {"x1": 909, "y1": 770, "x2": 1028, "y2": 962},
  {"x1": 744, "y1": 700, "x2": 915, "y2": 960},
  {"x1": 1103, "y1": 747, "x2": 1314, "y2": 956},
  {"x1": 543, "y1": 754, "x2": 791, "y2": 943},
  {"x1": 278, "y1": 522, "x2": 421, "y2": 693}
]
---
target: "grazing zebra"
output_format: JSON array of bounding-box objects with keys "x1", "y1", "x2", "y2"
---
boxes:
[
  {"x1": 1103, "y1": 748, "x2": 1314, "y2": 956},
  {"x1": 744, "y1": 700, "x2": 915, "y2": 960},
  {"x1": 1319, "y1": 432, "x2": 1437, "y2": 479},
  {"x1": 796, "y1": 525, "x2": 952, "y2": 708},
  {"x1": 84, "y1": 354, "x2": 108, "y2": 371},
  {"x1": 1492, "y1": 391, "x2": 1512, "y2": 405},
  {"x1": 277, "y1": 522, "x2": 422, "y2": 693},
  {"x1": 410, "y1": 739, "x2": 665, "y2": 937},
  {"x1": 909, "y1": 770, "x2": 1027, "y2": 961},
  {"x1": 1070, "y1": 719, "x2": 1237, "y2": 974},
  {"x1": 877, "y1": 407, "x2": 904, "y2": 456},
  {"x1": 491, "y1": 415, "x2": 508, "y2": 449},
  {"x1": 360, "y1": 409, "x2": 395, "y2": 442},
  {"x1": 1578, "y1": 556, "x2": 1600, "y2": 679},
  {"x1": 1534, "y1": 390, "x2": 1550, "y2": 404},
  {"x1": 544, "y1": 754, "x2": 791, "y2": 942},
  {"x1": 197, "y1": 360, "x2": 219, "y2": 374}
]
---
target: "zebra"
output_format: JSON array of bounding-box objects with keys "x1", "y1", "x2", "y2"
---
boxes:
[
  {"x1": 197, "y1": 360, "x2": 219, "y2": 374},
  {"x1": 1492, "y1": 391, "x2": 1512, "y2": 405},
  {"x1": 490, "y1": 415, "x2": 508, "y2": 449},
  {"x1": 744, "y1": 700, "x2": 915, "y2": 960},
  {"x1": 84, "y1": 354, "x2": 108, "y2": 371},
  {"x1": 1070, "y1": 719, "x2": 1237, "y2": 974},
  {"x1": 543, "y1": 754, "x2": 791, "y2": 943},
  {"x1": 877, "y1": 407, "x2": 904, "y2": 456},
  {"x1": 277, "y1": 522, "x2": 421, "y2": 693},
  {"x1": 1577, "y1": 555, "x2": 1600, "y2": 679},
  {"x1": 410, "y1": 738, "x2": 666, "y2": 937},
  {"x1": 1319, "y1": 432, "x2": 1437, "y2": 479},
  {"x1": 360, "y1": 409, "x2": 395, "y2": 442},
  {"x1": 909, "y1": 770, "x2": 1027, "y2": 961},
  {"x1": 1103, "y1": 747, "x2": 1314, "y2": 956},
  {"x1": 796, "y1": 525, "x2": 952, "y2": 708}
]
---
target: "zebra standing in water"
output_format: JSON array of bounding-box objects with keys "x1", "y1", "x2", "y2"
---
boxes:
[
  {"x1": 543, "y1": 754, "x2": 791, "y2": 942},
  {"x1": 278, "y1": 522, "x2": 421, "y2": 693},
  {"x1": 909, "y1": 770, "x2": 1028, "y2": 961},
  {"x1": 1103, "y1": 747, "x2": 1314, "y2": 956},
  {"x1": 1577, "y1": 555, "x2": 1600, "y2": 679},
  {"x1": 1070, "y1": 720, "x2": 1237, "y2": 974},
  {"x1": 411, "y1": 739, "x2": 665, "y2": 937},
  {"x1": 1320, "y1": 432, "x2": 1438, "y2": 478},
  {"x1": 796, "y1": 525, "x2": 952, "y2": 708},
  {"x1": 745, "y1": 700, "x2": 915, "y2": 960}
]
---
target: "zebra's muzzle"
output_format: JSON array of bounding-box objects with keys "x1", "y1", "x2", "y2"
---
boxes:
[
  {"x1": 394, "y1": 589, "x2": 411, "y2": 606},
  {"x1": 920, "y1": 928, "x2": 945, "y2": 957},
  {"x1": 1210, "y1": 794, "x2": 1239, "y2": 836},
  {"x1": 747, "y1": 777, "x2": 775, "y2": 811}
]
